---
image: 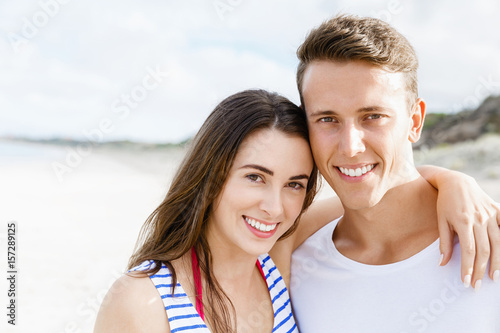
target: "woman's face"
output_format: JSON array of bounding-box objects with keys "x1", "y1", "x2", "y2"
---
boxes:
[{"x1": 208, "y1": 128, "x2": 314, "y2": 257}]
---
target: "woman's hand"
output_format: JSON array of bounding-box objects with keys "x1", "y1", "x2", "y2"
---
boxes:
[
  {"x1": 435, "y1": 172, "x2": 500, "y2": 289},
  {"x1": 419, "y1": 166, "x2": 500, "y2": 290}
]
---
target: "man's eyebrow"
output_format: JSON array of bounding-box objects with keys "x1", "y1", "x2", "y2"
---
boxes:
[
  {"x1": 308, "y1": 106, "x2": 385, "y2": 117},
  {"x1": 240, "y1": 164, "x2": 273, "y2": 176},
  {"x1": 308, "y1": 110, "x2": 337, "y2": 118},
  {"x1": 358, "y1": 106, "x2": 384, "y2": 112}
]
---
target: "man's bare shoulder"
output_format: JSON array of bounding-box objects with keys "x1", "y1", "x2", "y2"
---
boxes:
[{"x1": 94, "y1": 273, "x2": 170, "y2": 333}]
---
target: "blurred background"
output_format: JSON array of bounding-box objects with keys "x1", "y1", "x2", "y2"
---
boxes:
[{"x1": 1, "y1": 0, "x2": 499, "y2": 332}]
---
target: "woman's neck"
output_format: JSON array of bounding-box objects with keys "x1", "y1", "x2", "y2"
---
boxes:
[{"x1": 207, "y1": 240, "x2": 260, "y2": 289}]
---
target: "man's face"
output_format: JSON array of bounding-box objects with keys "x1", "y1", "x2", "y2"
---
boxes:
[{"x1": 302, "y1": 60, "x2": 423, "y2": 210}]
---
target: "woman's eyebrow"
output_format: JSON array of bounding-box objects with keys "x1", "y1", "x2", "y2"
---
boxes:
[
  {"x1": 290, "y1": 174, "x2": 309, "y2": 181},
  {"x1": 240, "y1": 164, "x2": 310, "y2": 181},
  {"x1": 240, "y1": 164, "x2": 273, "y2": 176}
]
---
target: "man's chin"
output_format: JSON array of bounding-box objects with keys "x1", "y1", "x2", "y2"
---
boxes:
[{"x1": 339, "y1": 192, "x2": 385, "y2": 212}]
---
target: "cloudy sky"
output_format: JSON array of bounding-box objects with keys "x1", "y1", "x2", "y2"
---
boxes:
[{"x1": 1, "y1": 0, "x2": 499, "y2": 143}]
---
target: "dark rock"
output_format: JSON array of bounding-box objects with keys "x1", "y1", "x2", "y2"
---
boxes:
[{"x1": 415, "y1": 95, "x2": 500, "y2": 149}]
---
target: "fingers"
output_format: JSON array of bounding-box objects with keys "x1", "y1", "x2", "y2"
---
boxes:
[
  {"x1": 488, "y1": 213, "x2": 500, "y2": 281},
  {"x1": 471, "y1": 222, "x2": 491, "y2": 290},
  {"x1": 455, "y1": 226, "x2": 475, "y2": 288},
  {"x1": 437, "y1": 216, "x2": 454, "y2": 266},
  {"x1": 434, "y1": 173, "x2": 499, "y2": 285},
  {"x1": 496, "y1": 201, "x2": 500, "y2": 227}
]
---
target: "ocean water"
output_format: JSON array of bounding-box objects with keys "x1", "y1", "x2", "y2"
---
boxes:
[{"x1": 0, "y1": 140, "x2": 66, "y2": 160}]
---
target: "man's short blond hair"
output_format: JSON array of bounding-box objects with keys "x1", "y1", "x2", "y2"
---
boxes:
[{"x1": 297, "y1": 14, "x2": 419, "y2": 110}]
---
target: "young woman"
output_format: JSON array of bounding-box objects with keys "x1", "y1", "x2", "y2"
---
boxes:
[{"x1": 94, "y1": 89, "x2": 498, "y2": 333}]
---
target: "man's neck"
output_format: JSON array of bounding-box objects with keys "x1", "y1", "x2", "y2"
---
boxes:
[{"x1": 333, "y1": 176, "x2": 439, "y2": 265}]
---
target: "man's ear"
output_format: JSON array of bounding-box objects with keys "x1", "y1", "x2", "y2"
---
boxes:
[{"x1": 408, "y1": 98, "x2": 426, "y2": 143}]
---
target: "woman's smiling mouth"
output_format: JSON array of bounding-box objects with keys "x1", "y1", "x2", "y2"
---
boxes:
[{"x1": 244, "y1": 216, "x2": 278, "y2": 232}]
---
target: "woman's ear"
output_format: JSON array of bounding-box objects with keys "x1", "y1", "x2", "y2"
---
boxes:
[{"x1": 408, "y1": 98, "x2": 426, "y2": 143}]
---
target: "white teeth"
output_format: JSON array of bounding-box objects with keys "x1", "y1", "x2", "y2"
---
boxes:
[
  {"x1": 244, "y1": 217, "x2": 277, "y2": 233},
  {"x1": 339, "y1": 164, "x2": 375, "y2": 177}
]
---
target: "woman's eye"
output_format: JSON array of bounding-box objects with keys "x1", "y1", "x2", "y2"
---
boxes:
[
  {"x1": 288, "y1": 182, "x2": 305, "y2": 190},
  {"x1": 246, "y1": 174, "x2": 262, "y2": 182}
]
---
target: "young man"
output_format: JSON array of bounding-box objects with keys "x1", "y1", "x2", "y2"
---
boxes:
[{"x1": 290, "y1": 15, "x2": 500, "y2": 332}]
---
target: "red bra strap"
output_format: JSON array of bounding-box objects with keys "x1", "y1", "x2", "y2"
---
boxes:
[
  {"x1": 257, "y1": 259, "x2": 266, "y2": 280},
  {"x1": 191, "y1": 247, "x2": 205, "y2": 321}
]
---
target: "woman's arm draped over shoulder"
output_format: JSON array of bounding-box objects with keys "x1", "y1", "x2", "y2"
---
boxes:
[
  {"x1": 272, "y1": 165, "x2": 500, "y2": 290},
  {"x1": 94, "y1": 274, "x2": 170, "y2": 333},
  {"x1": 270, "y1": 195, "x2": 343, "y2": 287},
  {"x1": 418, "y1": 165, "x2": 500, "y2": 287},
  {"x1": 292, "y1": 196, "x2": 344, "y2": 250}
]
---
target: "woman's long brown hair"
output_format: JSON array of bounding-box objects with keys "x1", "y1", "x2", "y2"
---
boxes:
[{"x1": 128, "y1": 89, "x2": 318, "y2": 332}]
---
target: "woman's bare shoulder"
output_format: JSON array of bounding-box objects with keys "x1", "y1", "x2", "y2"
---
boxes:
[{"x1": 94, "y1": 273, "x2": 170, "y2": 333}]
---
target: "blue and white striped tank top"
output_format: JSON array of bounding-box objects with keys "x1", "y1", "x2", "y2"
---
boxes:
[{"x1": 130, "y1": 254, "x2": 298, "y2": 333}]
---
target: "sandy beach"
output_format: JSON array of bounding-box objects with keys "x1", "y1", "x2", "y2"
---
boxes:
[{"x1": 1, "y1": 135, "x2": 499, "y2": 333}]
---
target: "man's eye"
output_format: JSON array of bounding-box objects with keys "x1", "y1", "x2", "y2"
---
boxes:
[
  {"x1": 319, "y1": 117, "x2": 333, "y2": 122},
  {"x1": 367, "y1": 114, "x2": 383, "y2": 120}
]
